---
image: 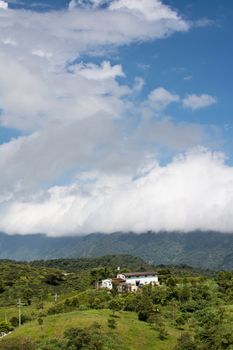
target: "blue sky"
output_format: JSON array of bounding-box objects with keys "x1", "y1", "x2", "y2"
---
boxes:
[{"x1": 0, "y1": 0, "x2": 233, "y2": 235}]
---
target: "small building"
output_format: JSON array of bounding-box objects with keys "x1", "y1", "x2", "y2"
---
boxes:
[
  {"x1": 98, "y1": 271, "x2": 159, "y2": 293},
  {"x1": 117, "y1": 271, "x2": 159, "y2": 287},
  {"x1": 100, "y1": 279, "x2": 113, "y2": 290}
]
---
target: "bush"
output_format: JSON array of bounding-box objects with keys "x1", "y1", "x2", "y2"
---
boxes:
[
  {"x1": 36, "y1": 339, "x2": 66, "y2": 350},
  {"x1": 176, "y1": 315, "x2": 186, "y2": 328},
  {"x1": 64, "y1": 323, "x2": 104, "y2": 350},
  {"x1": 44, "y1": 273, "x2": 64, "y2": 286},
  {"x1": 0, "y1": 321, "x2": 13, "y2": 334},
  {"x1": 108, "y1": 299, "x2": 122, "y2": 313},
  {"x1": 9, "y1": 314, "x2": 32, "y2": 327},
  {"x1": 107, "y1": 318, "x2": 117, "y2": 329},
  {"x1": 123, "y1": 294, "x2": 138, "y2": 312},
  {"x1": 158, "y1": 326, "x2": 168, "y2": 340},
  {"x1": 138, "y1": 310, "x2": 151, "y2": 322},
  {"x1": 173, "y1": 333, "x2": 197, "y2": 350},
  {"x1": 0, "y1": 337, "x2": 35, "y2": 350},
  {"x1": 47, "y1": 303, "x2": 64, "y2": 315}
]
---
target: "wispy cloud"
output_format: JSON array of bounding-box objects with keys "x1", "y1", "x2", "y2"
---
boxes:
[{"x1": 183, "y1": 94, "x2": 217, "y2": 111}]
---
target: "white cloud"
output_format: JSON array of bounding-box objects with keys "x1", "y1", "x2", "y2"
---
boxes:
[
  {"x1": 31, "y1": 49, "x2": 53, "y2": 60},
  {"x1": 141, "y1": 87, "x2": 180, "y2": 117},
  {"x1": 0, "y1": 0, "x2": 8, "y2": 9},
  {"x1": 183, "y1": 94, "x2": 217, "y2": 111},
  {"x1": 74, "y1": 61, "x2": 125, "y2": 80},
  {"x1": 184, "y1": 75, "x2": 192, "y2": 81},
  {"x1": 0, "y1": 111, "x2": 205, "y2": 196},
  {"x1": 0, "y1": 54, "x2": 130, "y2": 131},
  {"x1": 194, "y1": 18, "x2": 216, "y2": 28},
  {"x1": 2, "y1": 38, "x2": 17, "y2": 46},
  {"x1": 148, "y1": 87, "x2": 180, "y2": 109},
  {"x1": 0, "y1": 1, "x2": 189, "y2": 132},
  {"x1": 69, "y1": 0, "x2": 107, "y2": 9},
  {"x1": 0, "y1": 0, "x2": 189, "y2": 70},
  {"x1": 68, "y1": 0, "x2": 77, "y2": 10},
  {"x1": 1, "y1": 149, "x2": 233, "y2": 236},
  {"x1": 109, "y1": 0, "x2": 181, "y2": 22}
]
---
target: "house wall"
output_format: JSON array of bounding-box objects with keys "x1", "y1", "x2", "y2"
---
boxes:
[
  {"x1": 124, "y1": 275, "x2": 159, "y2": 286},
  {"x1": 101, "y1": 279, "x2": 113, "y2": 290}
]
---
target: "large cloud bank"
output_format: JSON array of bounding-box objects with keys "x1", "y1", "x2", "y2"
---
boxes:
[
  {"x1": 1, "y1": 149, "x2": 233, "y2": 235},
  {"x1": 0, "y1": 1, "x2": 229, "y2": 236}
]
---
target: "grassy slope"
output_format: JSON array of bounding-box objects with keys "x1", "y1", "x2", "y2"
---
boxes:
[{"x1": 5, "y1": 309, "x2": 180, "y2": 350}]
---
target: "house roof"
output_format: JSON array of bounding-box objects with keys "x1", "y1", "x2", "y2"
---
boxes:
[
  {"x1": 112, "y1": 277, "x2": 126, "y2": 284},
  {"x1": 122, "y1": 271, "x2": 158, "y2": 277}
]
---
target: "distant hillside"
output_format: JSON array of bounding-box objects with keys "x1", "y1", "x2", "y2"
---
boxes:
[
  {"x1": 31, "y1": 254, "x2": 153, "y2": 272},
  {"x1": 0, "y1": 255, "x2": 156, "y2": 306},
  {"x1": 0, "y1": 231, "x2": 233, "y2": 269}
]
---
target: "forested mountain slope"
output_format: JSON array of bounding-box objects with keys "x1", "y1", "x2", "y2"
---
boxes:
[{"x1": 0, "y1": 231, "x2": 232, "y2": 269}]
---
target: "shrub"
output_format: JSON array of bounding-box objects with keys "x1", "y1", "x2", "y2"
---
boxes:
[
  {"x1": 173, "y1": 333, "x2": 197, "y2": 350},
  {"x1": 158, "y1": 326, "x2": 168, "y2": 340},
  {"x1": 0, "y1": 321, "x2": 13, "y2": 334},
  {"x1": 107, "y1": 318, "x2": 117, "y2": 329},
  {"x1": 9, "y1": 314, "x2": 32, "y2": 327},
  {"x1": 0, "y1": 337, "x2": 35, "y2": 350}
]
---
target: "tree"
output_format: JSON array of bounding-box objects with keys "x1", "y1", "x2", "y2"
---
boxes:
[
  {"x1": 167, "y1": 277, "x2": 177, "y2": 288},
  {"x1": 0, "y1": 321, "x2": 13, "y2": 334},
  {"x1": 107, "y1": 318, "x2": 117, "y2": 329},
  {"x1": 216, "y1": 271, "x2": 233, "y2": 291},
  {"x1": 137, "y1": 296, "x2": 154, "y2": 322},
  {"x1": 37, "y1": 317, "x2": 44, "y2": 330},
  {"x1": 173, "y1": 333, "x2": 197, "y2": 350},
  {"x1": 179, "y1": 285, "x2": 191, "y2": 303},
  {"x1": 9, "y1": 314, "x2": 31, "y2": 328},
  {"x1": 109, "y1": 298, "x2": 122, "y2": 314},
  {"x1": 64, "y1": 324, "x2": 104, "y2": 350},
  {"x1": 44, "y1": 273, "x2": 63, "y2": 286}
]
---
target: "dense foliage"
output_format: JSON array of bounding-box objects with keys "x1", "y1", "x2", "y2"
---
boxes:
[
  {"x1": 0, "y1": 255, "x2": 232, "y2": 349},
  {"x1": 31, "y1": 255, "x2": 153, "y2": 272}
]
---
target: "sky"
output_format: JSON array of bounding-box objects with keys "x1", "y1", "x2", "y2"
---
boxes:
[{"x1": 0, "y1": 0, "x2": 233, "y2": 236}]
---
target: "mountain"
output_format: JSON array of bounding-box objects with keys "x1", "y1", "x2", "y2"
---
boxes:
[{"x1": 0, "y1": 231, "x2": 233, "y2": 269}]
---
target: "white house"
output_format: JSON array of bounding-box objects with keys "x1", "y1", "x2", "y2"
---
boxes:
[
  {"x1": 117, "y1": 271, "x2": 159, "y2": 287},
  {"x1": 99, "y1": 271, "x2": 159, "y2": 292}
]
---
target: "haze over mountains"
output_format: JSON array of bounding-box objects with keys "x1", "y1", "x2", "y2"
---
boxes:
[{"x1": 0, "y1": 231, "x2": 232, "y2": 270}]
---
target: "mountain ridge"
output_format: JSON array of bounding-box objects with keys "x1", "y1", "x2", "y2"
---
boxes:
[{"x1": 0, "y1": 231, "x2": 233, "y2": 269}]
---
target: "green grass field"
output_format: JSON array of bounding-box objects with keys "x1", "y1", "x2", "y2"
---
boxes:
[{"x1": 4, "y1": 309, "x2": 181, "y2": 350}]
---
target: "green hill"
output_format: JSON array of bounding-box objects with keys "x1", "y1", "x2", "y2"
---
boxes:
[
  {"x1": 2, "y1": 309, "x2": 179, "y2": 350},
  {"x1": 0, "y1": 257, "x2": 232, "y2": 350},
  {"x1": 30, "y1": 255, "x2": 154, "y2": 272},
  {"x1": 0, "y1": 231, "x2": 233, "y2": 269}
]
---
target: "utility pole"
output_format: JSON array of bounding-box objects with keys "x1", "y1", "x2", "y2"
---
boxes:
[
  {"x1": 54, "y1": 293, "x2": 58, "y2": 302},
  {"x1": 17, "y1": 299, "x2": 23, "y2": 327}
]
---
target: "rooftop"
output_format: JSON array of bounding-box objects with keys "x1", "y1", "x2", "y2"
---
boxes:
[{"x1": 122, "y1": 271, "x2": 158, "y2": 277}]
